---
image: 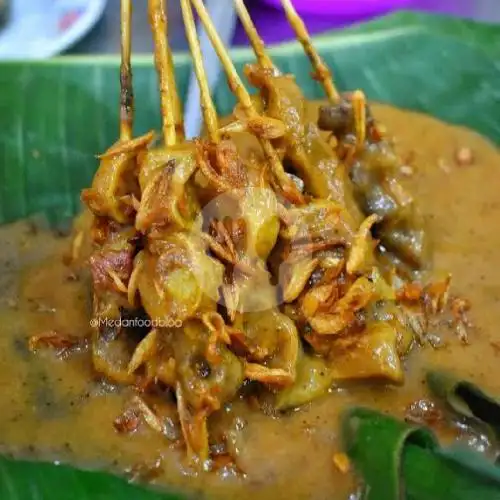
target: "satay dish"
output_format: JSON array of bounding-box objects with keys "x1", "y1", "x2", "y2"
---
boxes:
[{"x1": 1, "y1": 2, "x2": 499, "y2": 499}]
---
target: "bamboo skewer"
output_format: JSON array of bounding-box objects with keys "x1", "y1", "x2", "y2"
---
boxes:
[
  {"x1": 280, "y1": 0, "x2": 339, "y2": 103},
  {"x1": 189, "y1": 0, "x2": 256, "y2": 121},
  {"x1": 351, "y1": 90, "x2": 366, "y2": 148},
  {"x1": 167, "y1": 44, "x2": 186, "y2": 142},
  {"x1": 119, "y1": 0, "x2": 134, "y2": 140},
  {"x1": 233, "y1": 0, "x2": 274, "y2": 70},
  {"x1": 190, "y1": 0, "x2": 304, "y2": 204},
  {"x1": 181, "y1": 0, "x2": 219, "y2": 143},
  {"x1": 148, "y1": 0, "x2": 178, "y2": 146}
]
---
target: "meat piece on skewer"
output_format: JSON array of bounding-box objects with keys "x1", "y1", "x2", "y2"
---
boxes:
[{"x1": 318, "y1": 92, "x2": 431, "y2": 272}]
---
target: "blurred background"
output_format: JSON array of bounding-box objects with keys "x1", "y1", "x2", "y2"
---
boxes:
[{"x1": 0, "y1": 0, "x2": 499, "y2": 59}]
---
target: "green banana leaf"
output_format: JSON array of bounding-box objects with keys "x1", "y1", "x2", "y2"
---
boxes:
[
  {"x1": 0, "y1": 455, "x2": 184, "y2": 500},
  {"x1": 427, "y1": 370, "x2": 500, "y2": 438},
  {"x1": 1, "y1": 10, "x2": 500, "y2": 500},
  {"x1": 342, "y1": 407, "x2": 500, "y2": 500}
]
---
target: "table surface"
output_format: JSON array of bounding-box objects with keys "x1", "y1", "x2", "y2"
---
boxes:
[{"x1": 67, "y1": 0, "x2": 500, "y2": 55}]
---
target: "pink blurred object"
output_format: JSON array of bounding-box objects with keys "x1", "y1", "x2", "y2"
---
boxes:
[{"x1": 260, "y1": 0, "x2": 413, "y2": 17}]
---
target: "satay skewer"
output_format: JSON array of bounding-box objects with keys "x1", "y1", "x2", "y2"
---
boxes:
[
  {"x1": 181, "y1": 0, "x2": 220, "y2": 143},
  {"x1": 280, "y1": 0, "x2": 339, "y2": 103},
  {"x1": 237, "y1": 0, "x2": 366, "y2": 151},
  {"x1": 190, "y1": 0, "x2": 304, "y2": 205},
  {"x1": 280, "y1": 0, "x2": 370, "y2": 145},
  {"x1": 232, "y1": 1, "x2": 345, "y2": 143},
  {"x1": 148, "y1": 0, "x2": 178, "y2": 146},
  {"x1": 119, "y1": 0, "x2": 134, "y2": 140},
  {"x1": 235, "y1": 0, "x2": 338, "y2": 104}
]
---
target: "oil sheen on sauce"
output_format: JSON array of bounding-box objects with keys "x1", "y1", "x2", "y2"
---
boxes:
[{"x1": 0, "y1": 104, "x2": 499, "y2": 500}]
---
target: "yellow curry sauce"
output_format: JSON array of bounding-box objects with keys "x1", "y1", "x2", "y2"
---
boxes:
[{"x1": 0, "y1": 103, "x2": 499, "y2": 500}]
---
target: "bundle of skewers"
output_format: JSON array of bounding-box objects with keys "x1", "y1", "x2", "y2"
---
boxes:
[{"x1": 73, "y1": 0, "x2": 458, "y2": 471}]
